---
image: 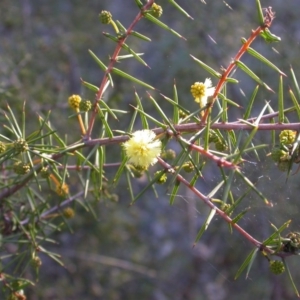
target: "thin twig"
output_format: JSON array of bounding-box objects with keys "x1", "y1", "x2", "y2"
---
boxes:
[{"x1": 157, "y1": 157, "x2": 274, "y2": 255}]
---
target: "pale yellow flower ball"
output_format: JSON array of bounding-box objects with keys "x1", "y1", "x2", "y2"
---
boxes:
[
  {"x1": 68, "y1": 94, "x2": 81, "y2": 110},
  {"x1": 123, "y1": 130, "x2": 162, "y2": 169},
  {"x1": 190, "y1": 78, "x2": 215, "y2": 108}
]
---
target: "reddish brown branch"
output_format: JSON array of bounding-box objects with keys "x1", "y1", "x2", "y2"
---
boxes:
[
  {"x1": 201, "y1": 9, "x2": 276, "y2": 124},
  {"x1": 1, "y1": 120, "x2": 299, "y2": 201},
  {"x1": 179, "y1": 136, "x2": 239, "y2": 170},
  {"x1": 86, "y1": 0, "x2": 155, "y2": 138},
  {"x1": 157, "y1": 157, "x2": 274, "y2": 254}
]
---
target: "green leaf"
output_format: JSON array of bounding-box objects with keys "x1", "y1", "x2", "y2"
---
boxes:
[
  {"x1": 231, "y1": 208, "x2": 249, "y2": 224},
  {"x1": 205, "y1": 208, "x2": 216, "y2": 230},
  {"x1": 189, "y1": 173, "x2": 199, "y2": 187},
  {"x1": 146, "y1": 169, "x2": 159, "y2": 198},
  {"x1": 220, "y1": 84, "x2": 228, "y2": 123},
  {"x1": 6, "y1": 104, "x2": 22, "y2": 138},
  {"x1": 147, "y1": 93, "x2": 177, "y2": 133},
  {"x1": 260, "y1": 28, "x2": 281, "y2": 43},
  {"x1": 290, "y1": 66, "x2": 300, "y2": 101},
  {"x1": 204, "y1": 115, "x2": 211, "y2": 150},
  {"x1": 236, "y1": 170, "x2": 271, "y2": 206},
  {"x1": 278, "y1": 75, "x2": 284, "y2": 123},
  {"x1": 97, "y1": 105, "x2": 114, "y2": 138},
  {"x1": 235, "y1": 248, "x2": 258, "y2": 279},
  {"x1": 75, "y1": 148, "x2": 99, "y2": 173},
  {"x1": 225, "y1": 77, "x2": 239, "y2": 84},
  {"x1": 218, "y1": 93, "x2": 241, "y2": 108},
  {"x1": 234, "y1": 60, "x2": 274, "y2": 92},
  {"x1": 88, "y1": 49, "x2": 107, "y2": 71},
  {"x1": 103, "y1": 32, "x2": 149, "y2": 67},
  {"x1": 168, "y1": 0, "x2": 193, "y2": 19},
  {"x1": 166, "y1": 145, "x2": 198, "y2": 188},
  {"x1": 172, "y1": 82, "x2": 179, "y2": 125},
  {"x1": 99, "y1": 100, "x2": 118, "y2": 121},
  {"x1": 283, "y1": 259, "x2": 300, "y2": 297},
  {"x1": 190, "y1": 55, "x2": 222, "y2": 78},
  {"x1": 207, "y1": 181, "x2": 225, "y2": 198},
  {"x1": 112, "y1": 67, "x2": 155, "y2": 90},
  {"x1": 43, "y1": 122, "x2": 67, "y2": 148},
  {"x1": 160, "y1": 93, "x2": 199, "y2": 123},
  {"x1": 97, "y1": 146, "x2": 105, "y2": 191},
  {"x1": 131, "y1": 30, "x2": 152, "y2": 42},
  {"x1": 134, "y1": 91, "x2": 149, "y2": 129},
  {"x1": 116, "y1": 21, "x2": 152, "y2": 42},
  {"x1": 127, "y1": 106, "x2": 138, "y2": 133},
  {"x1": 169, "y1": 179, "x2": 180, "y2": 205},
  {"x1": 81, "y1": 79, "x2": 99, "y2": 92},
  {"x1": 21, "y1": 102, "x2": 26, "y2": 138},
  {"x1": 226, "y1": 187, "x2": 251, "y2": 216},
  {"x1": 134, "y1": 0, "x2": 143, "y2": 8},
  {"x1": 241, "y1": 38, "x2": 286, "y2": 76},
  {"x1": 233, "y1": 102, "x2": 271, "y2": 162},
  {"x1": 194, "y1": 208, "x2": 216, "y2": 245},
  {"x1": 243, "y1": 85, "x2": 259, "y2": 119},
  {"x1": 88, "y1": 50, "x2": 113, "y2": 85},
  {"x1": 116, "y1": 54, "x2": 145, "y2": 61},
  {"x1": 115, "y1": 19, "x2": 126, "y2": 32},
  {"x1": 220, "y1": 169, "x2": 235, "y2": 204},
  {"x1": 255, "y1": 0, "x2": 264, "y2": 26},
  {"x1": 253, "y1": 100, "x2": 270, "y2": 125},
  {"x1": 126, "y1": 168, "x2": 135, "y2": 203},
  {"x1": 262, "y1": 221, "x2": 291, "y2": 246},
  {"x1": 113, "y1": 155, "x2": 128, "y2": 186},
  {"x1": 144, "y1": 13, "x2": 186, "y2": 40},
  {"x1": 130, "y1": 172, "x2": 162, "y2": 205},
  {"x1": 132, "y1": 105, "x2": 166, "y2": 129},
  {"x1": 38, "y1": 245, "x2": 64, "y2": 266},
  {"x1": 289, "y1": 89, "x2": 300, "y2": 120}
]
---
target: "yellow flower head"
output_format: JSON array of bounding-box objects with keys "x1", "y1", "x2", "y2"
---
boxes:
[
  {"x1": 279, "y1": 130, "x2": 296, "y2": 145},
  {"x1": 63, "y1": 207, "x2": 75, "y2": 219},
  {"x1": 123, "y1": 130, "x2": 162, "y2": 169},
  {"x1": 55, "y1": 183, "x2": 69, "y2": 197},
  {"x1": 68, "y1": 94, "x2": 81, "y2": 110},
  {"x1": 191, "y1": 78, "x2": 215, "y2": 108}
]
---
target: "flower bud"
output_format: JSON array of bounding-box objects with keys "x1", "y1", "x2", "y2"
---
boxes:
[
  {"x1": 13, "y1": 161, "x2": 31, "y2": 175},
  {"x1": 208, "y1": 130, "x2": 219, "y2": 143},
  {"x1": 183, "y1": 161, "x2": 194, "y2": 173},
  {"x1": 271, "y1": 146, "x2": 285, "y2": 162},
  {"x1": 14, "y1": 139, "x2": 28, "y2": 153},
  {"x1": 63, "y1": 207, "x2": 75, "y2": 219},
  {"x1": 279, "y1": 130, "x2": 296, "y2": 145},
  {"x1": 269, "y1": 260, "x2": 285, "y2": 275},
  {"x1": 150, "y1": 3, "x2": 163, "y2": 18},
  {"x1": 31, "y1": 256, "x2": 42, "y2": 268},
  {"x1": 0, "y1": 142, "x2": 6, "y2": 153},
  {"x1": 99, "y1": 10, "x2": 112, "y2": 24},
  {"x1": 55, "y1": 183, "x2": 69, "y2": 197},
  {"x1": 79, "y1": 100, "x2": 92, "y2": 112},
  {"x1": 215, "y1": 140, "x2": 228, "y2": 152},
  {"x1": 109, "y1": 194, "x2": 119, "y2": 202},
  {"x1": 155, "y1": 171, "x2": 167, "y2": 184},
  {"x1": 161, "y1": 149, "x2": 176, "y2": 161},
  {"x1": 40, "y1": 166, "x2": 50, "y2": 178},
  {"x1": 178, "y1": 109, "x2": 187, "y2": 119}
]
